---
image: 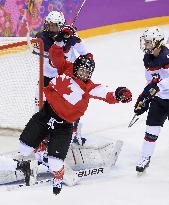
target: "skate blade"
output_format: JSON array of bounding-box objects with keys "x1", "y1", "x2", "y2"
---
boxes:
[{"x1": 137, "y1": 169, "x2": 146, "y2": 176}]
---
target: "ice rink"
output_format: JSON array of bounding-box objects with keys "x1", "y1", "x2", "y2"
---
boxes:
[{"x1": 0, "y1": 25, "x2": 169, "y2": 205}]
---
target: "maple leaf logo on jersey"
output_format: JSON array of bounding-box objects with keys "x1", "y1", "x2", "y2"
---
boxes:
[{"x1": 55, "y1": 76, "x2": 72, "y2": 96}]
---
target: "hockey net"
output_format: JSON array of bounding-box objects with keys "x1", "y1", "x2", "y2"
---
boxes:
[{"x1": 0, "y1": 38, "x2": 44, "y2": 133}]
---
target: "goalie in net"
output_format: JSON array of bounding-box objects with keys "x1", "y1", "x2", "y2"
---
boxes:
[{"x1": 0, "y1": 43, "x2": 132, "y2": 195}]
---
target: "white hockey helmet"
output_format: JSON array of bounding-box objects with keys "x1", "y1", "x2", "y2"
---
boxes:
[
  {"x1": 46, "y1": 11, "x2": 65, "y2": 28},
  {"x1": 140, "y1": 26, "x2": 165, "y2": 54}
]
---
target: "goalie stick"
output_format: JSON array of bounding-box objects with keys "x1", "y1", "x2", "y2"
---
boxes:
[
  {"x1": 6, "y1": 166, "x2": 110, "y2": 191},
  {"x1": 6, "y1": 178, "x2": 52, "y2": 191}
]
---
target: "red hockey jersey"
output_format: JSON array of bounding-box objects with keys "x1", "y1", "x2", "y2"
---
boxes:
[{"x1": 44, "y1": 44, "x2": 119, "y2": 123}]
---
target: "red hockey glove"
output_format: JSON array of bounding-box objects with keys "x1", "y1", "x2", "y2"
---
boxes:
[
  {"x1": 55, "y1": 25, "x2": 81, "y2": 52},
  {"x1": 115, "y1": 87, "x2": 132, "y2": 103},
  {"x1": 85, "y1": 53, "x2": 93, "y2": 59},
  {"x1": 54, "y1": 25, "x2": 77, "y2": 42},
  {"x1": 62, "y1": 25, "x2": 76, "y2": 36}
]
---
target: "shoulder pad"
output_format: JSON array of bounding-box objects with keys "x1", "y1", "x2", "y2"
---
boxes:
[{"x1": 161, "y1": 47, "x2": 169, "y2": 64}]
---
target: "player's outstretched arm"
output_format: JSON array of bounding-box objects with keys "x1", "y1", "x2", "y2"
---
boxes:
[
  {"x1": 49, "y1": 44, "x2": 72, "y2": 74},
  {"x1": 89, "y1": 85, "x2": 132, "y2": 104}
]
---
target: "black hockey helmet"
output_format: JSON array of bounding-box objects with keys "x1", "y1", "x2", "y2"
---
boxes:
[{"x1": 73, "y1": 54, "x2": 95, "y2": 82}]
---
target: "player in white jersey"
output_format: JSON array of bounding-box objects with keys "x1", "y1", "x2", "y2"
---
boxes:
[
  {"x1": 35, "y1": 11, "x2": 89, "y2": 145},
  {"x1": 134, "y1": 26, "x2": 169, "y2": 173}
]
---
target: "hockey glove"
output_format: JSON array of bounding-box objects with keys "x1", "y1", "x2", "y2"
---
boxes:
[
  {"x1": 115, "y1": 87, "x2": 132, "y2": 103},
  {"x1": 55, "y1": 25, "x2": 77, "y2": 43},
  {"x1": 134, "y1": 80, "x2": 160, "y2": 115},
  {"x1": 84, "y1": 53, "x2": 93, "y2": 59},
  {"x1": 134, "y1": 95, "x2": 150, "y2": 115},
  {"x1": 55, "y1": 25, "x2": 81, "y2": 52}
]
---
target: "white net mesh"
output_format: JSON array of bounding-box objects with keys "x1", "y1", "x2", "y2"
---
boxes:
[{"x1": 0, "y1": 38, "x2": 43, "y2": 131}]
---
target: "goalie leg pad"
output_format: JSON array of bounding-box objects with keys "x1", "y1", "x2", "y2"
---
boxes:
[{"x1": 65, "y1": 140, "x2": 123, "y2": 170}]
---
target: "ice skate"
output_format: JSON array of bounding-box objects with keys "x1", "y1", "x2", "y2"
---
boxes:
[
  {"x1": 53, "y1": 177, "x2": 63, "y2": 195},
  {"x1": 136, "y1": 156, "x2": 151, "y2": 174}
]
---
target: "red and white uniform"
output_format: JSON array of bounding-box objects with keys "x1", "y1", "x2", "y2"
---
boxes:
[{"x1": 44, "y1": 45, "x2": 119, "y2": 123}]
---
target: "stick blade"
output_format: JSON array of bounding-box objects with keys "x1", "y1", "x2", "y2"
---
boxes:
[{"x1": 128, "y1": 114, "x2": 139, "y2": 128}]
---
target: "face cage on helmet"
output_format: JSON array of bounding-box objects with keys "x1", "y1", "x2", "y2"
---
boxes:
[
  {"x1": 74, "y1": 67, "x2": 93, "y2": 82},
  {"x1": 140, "y1": 36, "x2": 164, "y2": 54},
  {"x1": 44, "y1": 21, "x2": 65, "y2": 31}
]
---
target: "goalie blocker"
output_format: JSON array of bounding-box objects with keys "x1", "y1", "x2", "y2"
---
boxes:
[{"x1": 0, "y1": 140, "x2": 123, "y2": 186}]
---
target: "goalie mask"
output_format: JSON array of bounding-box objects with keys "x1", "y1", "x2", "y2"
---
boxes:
[
  {"x1": 140, "y1": 26, "x2": 165, "y2": 54},
  {"x1": 73, "y1": 55, "x2": 95, "y2": 82}
]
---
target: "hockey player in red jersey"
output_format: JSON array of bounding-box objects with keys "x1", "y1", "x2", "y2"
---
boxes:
[
  {"x1": 134, "y1": 26, "x2": 169, "y2": 173},
  {"x1": 9, "y1": 44, "x2": 132, "y2": 195},
  {"x1": 35, "y1": 10, "x2": 90, "y2": 145}
]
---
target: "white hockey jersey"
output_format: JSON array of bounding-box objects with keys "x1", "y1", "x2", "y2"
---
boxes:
[
  {"x1": 36, "y1": 30, "x2": 89, "y2": 78},
  {"x1": 44, "y1": 40, "x2": 88, "y2": 78},
  {"x1": 144, "y1": 46, "x2": 169, "y2": 99}
]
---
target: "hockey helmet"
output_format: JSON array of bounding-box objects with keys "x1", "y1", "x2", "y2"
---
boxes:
[
  {"x1": 73, "y1": 54, "x2": 95, "y2": 82},
  {"x1": 140, "y1": 26, "x2": 165, "y2": 54},
  {"x1": 45, "y1": 11, "x2": 65, "y2": 28}
]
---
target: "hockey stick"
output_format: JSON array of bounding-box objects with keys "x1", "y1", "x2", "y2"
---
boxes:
[
  {"x1": 128, "y1": 98, "x2": 148, "y2": 128},
  {"x1": 6, "y1": 166, "x2": 110, "y2": 191},
  {"x1": 128, "y1": 114, "x2": 139, "y2": 128},
  {"x1": 71, "y1": 0, "x2": 87, "y2": 26},
  {"x1": 6, "y1": 178, "x2": 52, "y2": 191},
  {"x1": 128, "y1": 99, "x2": 147, "y2": 128},
  {"x1": 128, "y1": 87, "x2": 158, "y2": 128}
]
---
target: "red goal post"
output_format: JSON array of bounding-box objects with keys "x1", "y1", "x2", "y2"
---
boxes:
[{"x1": 0, "y1": 38, "x2": 44, "y2": 132}]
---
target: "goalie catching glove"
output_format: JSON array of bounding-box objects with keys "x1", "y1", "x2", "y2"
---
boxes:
[
  {"x1": 134, "y1": 78, "x2": 160, "y2": 115},
  {"x1": 115, "y1": 87, "x2": 132, "y2": 103}
]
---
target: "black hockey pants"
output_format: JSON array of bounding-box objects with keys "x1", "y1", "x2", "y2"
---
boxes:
[
  {"x1": 146, "y1": 96, "x2": 169, "y2": 127},
  {"x1": 19, "y1": 102, "x2": 73, "y2": 160}
]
